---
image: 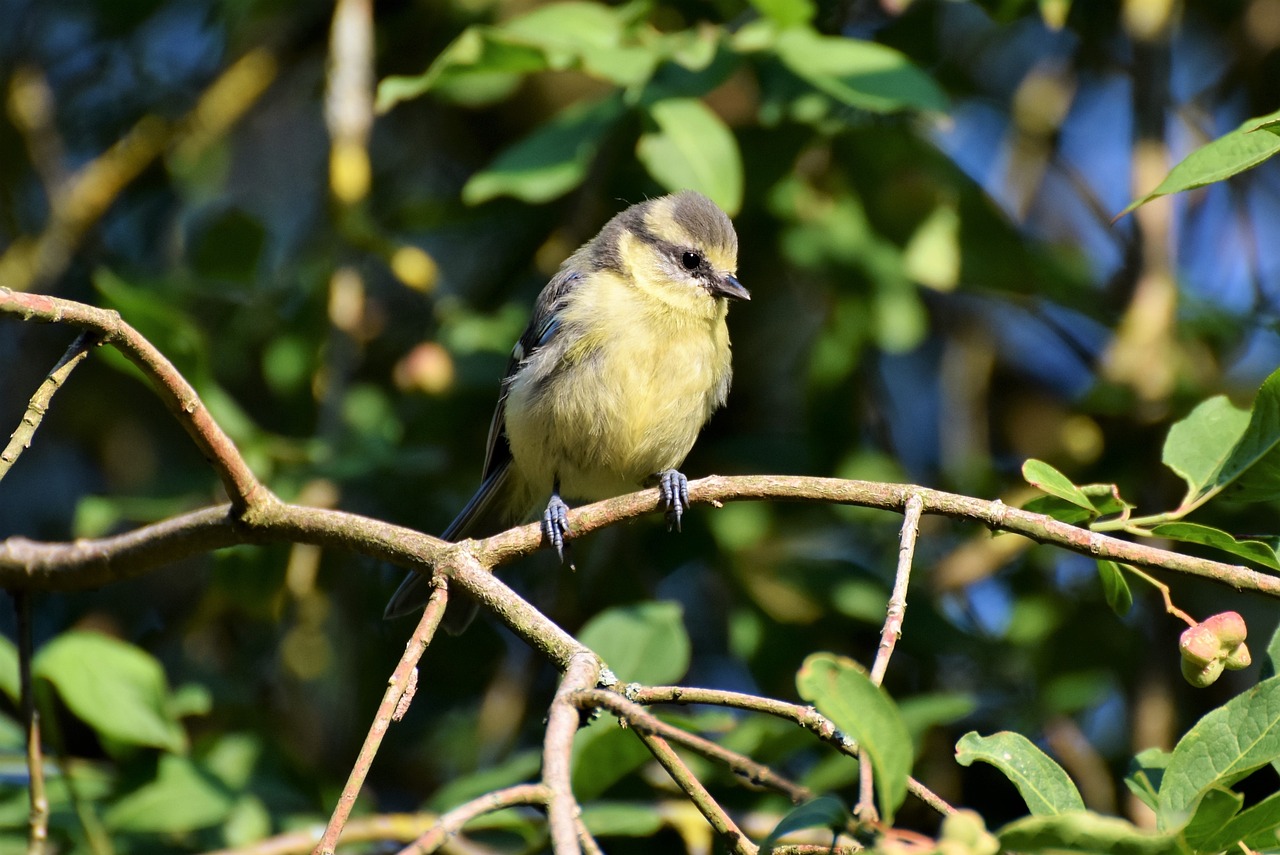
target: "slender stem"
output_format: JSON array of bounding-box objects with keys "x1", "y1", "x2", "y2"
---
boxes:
[
  {"x1": 623, "y1": 685, "x2": 956, "y2": 817},
  {"x1": 575, "y1": 688, "x2": 811, "y2": 802},
  {"x1": 398, "y1": 783, "x2": 549, "y2": 855},
  {"x1": 870, "y1": 492, "x2": 923, "y2": 685},
  {"x1": 636, "y1": 731, "x2": 757, "y2": 855},
  {"x1": 316, "y1": 581, "x2": 449, "y2": 855},
  {"x1": 17, "y1": 592, "x2": 47, "y2": 855},
  {"x1": 1123, "y1": 565, "x2": 1197, "y2": 626},
  {"x1": 1, "y1": 331, "x2": 97, "y2": 484}
]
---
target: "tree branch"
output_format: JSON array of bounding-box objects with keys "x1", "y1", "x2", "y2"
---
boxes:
[
  {"x1": 636, "y1": 731, "x2": 756, "y2": 855},
  {"x1": 0, "y1": 289, "x2": 268, "y2": 511},
  {"x1": 318, "y1": 582, "x2": 451, "y2": 855},
  {"x1": 574, "y1": 688, "x2": 811, "y2": 803},
  {"x1": 1, "y1": 331, "x2": 96, "y2": 484},
  {"x1": 543, "y1": 653, "x2": 601, "y2": 855}
]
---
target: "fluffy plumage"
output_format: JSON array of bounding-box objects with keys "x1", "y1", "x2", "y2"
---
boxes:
[{"x1": 385, "y1": 191, "x2": 748, "y2": 630}]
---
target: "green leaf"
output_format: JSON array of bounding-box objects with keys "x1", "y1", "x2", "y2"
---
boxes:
[
  {"x1": 0, "y1": 636, "x2": 17, "y2": 703},
  {"x1": 34, "y1": 631, "x2": 186, "y2": 753},
  {"x1": 1181, "y1": 786, "x2": 1245, "y2": 852},
  {"x1": 104, "y1": 755, "x2": 234, "y2": 832},
  {"x1": 748, "y1": 0, "x2": 816, "y2": 27},
  {"x1": 1162, "y1": 395, "x2": 1251, "y2": 501},
  {"x1": 898, "y1": 692, "x2": 977, "y2": 752},
  {"x1": 1150, "y1": 522, "x2": 1280, "y2": 570},
  {"x1": 1119, "y1": 107, "x2": 1280, "y2": 217},
  {"x1": 1157, "y1": 675, "x2": 1280, "y2": 832},
  {"x1": 578, "y1": 601, "x2": 691, "y2": 685},
  {"x1": 580, "y1": 802, "x2": 665, "y2": 837},
  {"x1": 376, "y1": 28, "x2": 547, "y2": 111},
  {"x1": 795, "y1": 653, "x2": 911, "y2": 822},
  {"x1": 1022, "y1": 495, "x2": 1095, "y2": 526},
  {"x1": 571, "y1": 721, "x2": 653, "y2": 800},
  {"x1": 1264, "y1": 621, "x2": 1280, "y2": 681},
  {"x1": 1213, "y1": 789, "x2": 1280, "y2": 852},
  {"x1": 637, "y1": 98, "x2": 743, "y2": 216},
  {"x1": 1124, "y1": 747, "x2": 1171, "y2": 813},
  {"x1": 760, "y1": 795, "x2": 847, "y2": 852},
  {"x1": 773, "y1": 28, "x2": 948, "y2": 114},
  {"x1": 997, "y1": 811, "x2": 1177, "y2": 854},
  {"x1": 1095, "y1": 561, "x2": 1133, "y2": 617},
  {"x1": 499, "y1": 2, "x2": 656, "y2": 86},
  {"x1": 955, "y1": 731, "x2": 1085, "y2": 816},
  {"x1": 1022, "y1": 459, "x2": 1095, "y2": 513},
  {"x1": 429, "y1": 751, "x2": 542, "y2": 811},
  {"x1": 462, "y1": 95, "x2": 625, "y2": 205}
]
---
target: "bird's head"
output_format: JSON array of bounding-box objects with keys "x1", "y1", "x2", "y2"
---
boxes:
[{"x1": 593, "y1": 191, "x2": 750, "y2": 314}]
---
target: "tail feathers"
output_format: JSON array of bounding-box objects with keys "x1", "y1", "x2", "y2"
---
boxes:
[{"x1": 382, "y1": 462, "x2": 516, "y2": 631}]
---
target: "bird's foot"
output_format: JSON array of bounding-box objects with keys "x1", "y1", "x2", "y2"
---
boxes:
[
  {"x1": 657, "y1": 469, "x2": 690, "y2": 532},
  {"x1": 542, "y1": 493, "x2": 573, "y2": 564}
]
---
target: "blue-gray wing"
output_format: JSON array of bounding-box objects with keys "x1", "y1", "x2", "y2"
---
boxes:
[
  {"x1": 383, "y1": 268, "x2": 583, "y2": 622},
  {"x1": 470, "y1": 267, "x2": 583, "y2": 495}
]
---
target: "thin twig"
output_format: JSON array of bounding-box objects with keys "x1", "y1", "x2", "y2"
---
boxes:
[
  {"x1": 625, "y1": 685, "x2": 956, "y2": 817},
  {"x1": 637, "y1": 731, "x2": 757, "y2": 855},
  {"x1": 1, "y1": 331, "x2": 96, "y2": 484},
  {"x1": 316, "y1": 581, "x2": 450, "y2": 855},
  {"x1": 574, "y1": 812, "x2": 605, "y2": 855},
  {"x1": 859, "y1": 493, "x2": 924, "y2": 822},
  {"x1": 870, "y1": 493, "x2": 923, "y2": 685},
  {"x1": 0, "y1": 289, "x2": 269, "y2": 512},
  {"x1": 574, "y1": 688, "x2": 811, "y2": 803},
  {"x1": 16, "y1": 592, "x2": 47, "y2": 855},
  {"x1": 398, "y1": 783, "x2": 550, "y2": 855},
  {"x1": 543, "y1": 653, "x2": 601, "y2": 855}
]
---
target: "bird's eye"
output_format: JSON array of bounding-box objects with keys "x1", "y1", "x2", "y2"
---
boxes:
[{"x1": 681, "y1": 251, "x2": 702, "y2": 271}]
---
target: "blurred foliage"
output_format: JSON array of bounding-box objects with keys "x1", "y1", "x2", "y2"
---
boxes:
[{"x1": 2, "y1": 0, "x2": 1280, "y2": 851}]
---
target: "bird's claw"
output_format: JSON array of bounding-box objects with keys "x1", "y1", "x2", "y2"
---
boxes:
[
  {"x1": 658, "y1": 469, "x2": 690, "y2": 532},
  {"x1": 543, "y1": 494, "x2": 572, "y2": 563}
]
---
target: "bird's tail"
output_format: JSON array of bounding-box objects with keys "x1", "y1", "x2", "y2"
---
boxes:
[{"x1": 383, "y1": 461, "x2": 516, "y2": 633}]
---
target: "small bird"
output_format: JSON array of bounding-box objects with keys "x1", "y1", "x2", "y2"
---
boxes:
[{"x1": 385, "y1": 191, "x2": 749, "y2": 631}]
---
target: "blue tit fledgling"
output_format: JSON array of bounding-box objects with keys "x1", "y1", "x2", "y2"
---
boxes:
[{"x1": 386, "y1": 191, "x2": 749, "y2": 630}]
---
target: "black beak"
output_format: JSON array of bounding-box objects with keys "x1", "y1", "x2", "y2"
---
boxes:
[{"x1": 710, "y1": 274, "x2": 750, "y2": 301}]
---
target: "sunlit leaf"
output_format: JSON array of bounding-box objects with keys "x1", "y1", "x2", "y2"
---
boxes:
[
  {"x1": 1119, "y1": 107, "x2": 1280, "y2": 217},
  {"x1": 0, "y1": 636, "x2": 16, "y2": 703},
  {"x1": 773, "y1": 28, "x2": 947, "y2": 114},
  {"x1": 34, "y1": 632, "x2": 186, "y2": 753},
  {"x1": 104, "y1": 755, "x2": 234, "y2": 832},
  {"x1": 1150, "y1": 522, "x2": 1280, "y2": 570},
  {"x1": 637, "y1": 98, "x2": 743, "y2": 215},
  {"x1": 463, "y1": 96, "x2": 625, "y2": 204},
  {"x1": 578, "y1": 601, "x2": 691, "y2": 684},
  {"x1": 796, "y1": 653, "x2": 910, "y2": 822},
  {"x1": 997, "y1": 811, "x2": 1176, "y2": 854},
  {"x1": 1157, "y1": 676, "x2": 1280, "y2": 832},
  {"x1": 1162, "y1": 395, "x2": 1250, "y2": 502},
  {"x1": 760, "y1": 795, "x2": 847, "y2": 851},
  {"x1": 748, "y1": 0, "x2": 815, "y2": 26},
  {"x1": 1022, "y1": 459, "x2": 1094, "y2": 513},
  {"x1": 955, "y1": 731, "x2": 1084, "y2": 816},
  {"x1": 1095, "y1": 561, "x2": 1133, "y2": 616},
  {"x1": 581, "y1": 802, "x2": 664, "y2": 837}
]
